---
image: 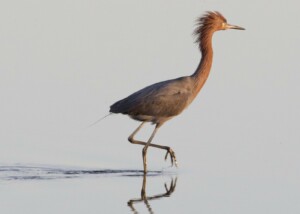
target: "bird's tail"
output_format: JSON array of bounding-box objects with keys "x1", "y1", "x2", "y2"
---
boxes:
[{"x1": 86, "y1": 113, "x2": 113, "y2": 128}]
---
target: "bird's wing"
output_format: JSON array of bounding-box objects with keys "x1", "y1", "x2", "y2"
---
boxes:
[
  {"x1": 134, "y1": 87, "x2": 192, "y2": 117},
  {"x1": 110, "y1": 77, "x2": 194, "y2": 117}
]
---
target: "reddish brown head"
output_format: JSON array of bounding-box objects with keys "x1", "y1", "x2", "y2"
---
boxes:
[{"x1": 194, "y1": 11, "x2": 245, "y2": 48}]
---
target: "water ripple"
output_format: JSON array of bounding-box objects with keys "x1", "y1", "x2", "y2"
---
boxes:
[{"x1": 0, "y1": 165, "x2": 171, "y2": 181}]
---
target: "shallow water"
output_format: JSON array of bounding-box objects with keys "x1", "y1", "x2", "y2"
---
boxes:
[
  {"x1": 0, "y1": 165, "x2": 178, "y2": 214},
  {"x1": 1, "y1": 164, "x2": 300, "y2": 214}
]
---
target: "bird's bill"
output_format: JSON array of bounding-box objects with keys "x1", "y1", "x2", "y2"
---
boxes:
[{"x1": 226, "y1": 23, "x2": 245, "y2": 30}]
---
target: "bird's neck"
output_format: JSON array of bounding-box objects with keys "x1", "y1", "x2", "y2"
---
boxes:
[{"x1": 191, "y1": 32, "x2": 214, "y2": 95}]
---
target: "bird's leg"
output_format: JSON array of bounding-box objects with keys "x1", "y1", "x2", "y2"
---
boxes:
[
  {"x1": 128, "y1": 122, "x2": 146, "y2": 142},
  {"x1": 142, "y1": 124, "x2": 160, "y2": 174},
  {"x1": 128, "y1": 123, "x2": 178, "y2": 168}
]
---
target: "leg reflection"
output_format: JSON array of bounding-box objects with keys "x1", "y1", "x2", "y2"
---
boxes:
[{"x1": 128, "y1": 175, "x2": 178, "y2": 214}]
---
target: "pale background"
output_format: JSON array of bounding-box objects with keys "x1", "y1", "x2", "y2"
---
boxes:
[{"x1": 0, "y1": 0, "x2": 299, "y2": 213}]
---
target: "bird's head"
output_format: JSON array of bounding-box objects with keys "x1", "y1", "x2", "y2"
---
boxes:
[
  {"x1": 194, "y1": 11, "x2": 245, "y2": 45},
  {"x1": 198, "y1": 11, "x2": 245, "y2": 32}
]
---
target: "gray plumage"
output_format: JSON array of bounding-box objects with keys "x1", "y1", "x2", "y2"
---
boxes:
[{"x1": 110, "y1": 76, "x2": 194, "y2": 124}]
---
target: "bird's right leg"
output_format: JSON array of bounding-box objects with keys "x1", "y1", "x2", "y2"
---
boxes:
[{"x1": 128, "y1": 123, "x2": 178, "y2": 168}]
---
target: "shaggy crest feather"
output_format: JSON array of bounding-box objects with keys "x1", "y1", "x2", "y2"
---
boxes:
[{"x1": 194, "y1": 11, "x2": 227, "y2": 49}]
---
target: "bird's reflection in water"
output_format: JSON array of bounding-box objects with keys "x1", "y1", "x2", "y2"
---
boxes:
[{"x1": 127, "y1": 175, "x2": 177, "y2": 214}]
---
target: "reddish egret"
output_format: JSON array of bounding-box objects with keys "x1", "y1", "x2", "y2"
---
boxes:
[{"x1": 110, "y1": 11, "x2": 245, "y2": 173}]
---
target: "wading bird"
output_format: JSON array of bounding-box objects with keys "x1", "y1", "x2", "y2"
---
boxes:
[{"x1": 110, "y1": 11, "x2": 245, "y2": 174}]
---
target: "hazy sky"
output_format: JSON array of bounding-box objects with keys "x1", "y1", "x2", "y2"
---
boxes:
[{"x1": 0, "y1": 0, "x2": 299, "y2": 172}]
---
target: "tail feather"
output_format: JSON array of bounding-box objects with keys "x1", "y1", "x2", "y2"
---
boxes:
[{"x1": 86, "y1": 113, "x2": 112, "y2": 128}]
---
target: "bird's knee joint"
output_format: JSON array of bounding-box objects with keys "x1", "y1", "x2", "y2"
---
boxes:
[
  {"x1": 128, "y1": 136, "x2": 133, "y2": 143},
  {"x1": 142, "y1": 147, "x2": 148, "y2": 154}
]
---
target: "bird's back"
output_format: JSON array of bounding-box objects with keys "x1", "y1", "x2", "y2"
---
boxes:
[{"x1": 110, "y1": 76, "x2": 195, "y2": 123}]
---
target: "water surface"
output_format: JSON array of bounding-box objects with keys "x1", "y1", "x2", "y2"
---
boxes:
[{"x1": 1, "y1": 163, "x2": 299, "y2": 214}]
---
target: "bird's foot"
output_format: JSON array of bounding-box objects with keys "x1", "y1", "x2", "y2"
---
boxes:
[{"x1": 164, "y1": 148, "x2": 178, "y2": 167}]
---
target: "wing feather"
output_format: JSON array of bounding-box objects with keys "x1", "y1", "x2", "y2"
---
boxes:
[{"x1": 110, "y1": 77, "x2": 194, "y2": 117}]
